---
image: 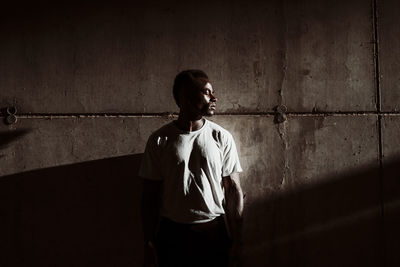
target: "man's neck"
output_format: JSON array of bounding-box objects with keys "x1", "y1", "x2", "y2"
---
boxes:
[{"x1": 175, "y1": 113, "x2": 204, "y2": 132}]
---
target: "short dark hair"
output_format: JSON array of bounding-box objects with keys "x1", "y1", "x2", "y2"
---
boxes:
[{"x1": 173, "y1": 69, "x2": 209, "y2": 107}]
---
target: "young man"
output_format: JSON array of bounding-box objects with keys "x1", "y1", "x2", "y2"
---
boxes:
[{"x1": 140, "y1": 70, "x2": 244, "y2": 267}]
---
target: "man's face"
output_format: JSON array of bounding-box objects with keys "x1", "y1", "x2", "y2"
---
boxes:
[{"x1": 184, "y1": 81, "x2": 218, "y2": 117}]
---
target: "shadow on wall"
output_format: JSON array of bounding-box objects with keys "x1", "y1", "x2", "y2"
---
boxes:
[
  {"x1": 0, "y1": 154, "x2": 145, "y2": 267},
  {"x1": 0, "y1": 129, "x2": 32, "y2": 147},
  {"x1": 0, "y1": 129, "x2": 32, "y2": 158},
  {"x1": 1, "y1": 153, "x2": 399, "y2": 267},
  {"x1": 243, "y1": 158, "x2": 400, "y2": 267}
]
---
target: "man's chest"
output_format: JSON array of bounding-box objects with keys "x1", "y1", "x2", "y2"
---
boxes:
[{"x1": 162, "y1": 134, "x2": 223, "y2": 166}]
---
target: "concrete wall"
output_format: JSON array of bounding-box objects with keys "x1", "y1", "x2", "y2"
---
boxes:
[{"x1": 1, "y1": 0, "x2": 399, "y2": 266}]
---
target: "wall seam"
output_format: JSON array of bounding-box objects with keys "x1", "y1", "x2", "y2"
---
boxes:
[
  {"x1": 372, "y1": 0, "x2": 386, "y2": 265},
  {"x1": 2, "y1": 111, "x2": 400, "y2": 119}
]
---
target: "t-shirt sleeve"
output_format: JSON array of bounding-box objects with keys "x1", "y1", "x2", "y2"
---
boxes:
[
  {"x1": 221, "y1": 132, "x2": 243, "y2": 177},
  {"x1": 139, "y1": 134, "x2": 163, "y2": 181}
]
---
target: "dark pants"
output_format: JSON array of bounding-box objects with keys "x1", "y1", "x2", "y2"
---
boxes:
[{"x1": 155, "y1": 216, "x2": 232, "y2": 267}]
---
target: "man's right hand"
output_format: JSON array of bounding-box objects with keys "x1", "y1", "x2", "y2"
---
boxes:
[
  {"x1": 228, "y1": 241, "x2": 243, "y2": 267},
  {"x1": 144, "y1": 241, "x2": 158, "y2": 267}
]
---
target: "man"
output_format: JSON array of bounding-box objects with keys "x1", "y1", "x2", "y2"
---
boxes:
[{"x1": 140, "y1": 70, "x2": 244, "y2": 267}]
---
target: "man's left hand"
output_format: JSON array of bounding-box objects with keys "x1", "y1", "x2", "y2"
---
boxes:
[{"x1": 229, "y1": 241, "x2": 243, "y2": 267}]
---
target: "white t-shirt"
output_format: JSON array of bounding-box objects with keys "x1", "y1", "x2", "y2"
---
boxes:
[{"x1": 139, "y1": 119, "x2": 242, "y2": 224}]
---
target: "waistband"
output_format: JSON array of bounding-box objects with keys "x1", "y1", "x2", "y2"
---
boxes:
[{"x1": 159, "y1": 215, "x2": 226, "y2": 233}]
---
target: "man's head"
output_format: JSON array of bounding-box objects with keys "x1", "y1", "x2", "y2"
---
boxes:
[{"x1": 173, "y1": 70, "x2": 217, "y2": 117}]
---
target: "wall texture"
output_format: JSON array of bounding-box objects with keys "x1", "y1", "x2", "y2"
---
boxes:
[{"x1": 1, "y1": 0, "x2": 399, "y2": 266}]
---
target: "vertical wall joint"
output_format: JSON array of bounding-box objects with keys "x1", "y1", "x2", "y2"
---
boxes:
[{"x1": 372, "y1": 0, "x2": 386, "y2": 266}]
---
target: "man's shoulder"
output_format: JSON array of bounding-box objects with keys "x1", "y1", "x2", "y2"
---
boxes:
[
  {"x1": 206, "y1": 119, "x2": 235, "y2": 143},
  {"x1": 207, "y1": 119, "x2": 232, "y2": 134},
  {"x1": 147, "y1": 121, "x2": 176, "y2": 141},
  {"x1": 152, "y1": 121, "x2": 176, "y2": 134}
]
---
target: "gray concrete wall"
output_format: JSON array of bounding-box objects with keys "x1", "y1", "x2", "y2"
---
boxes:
[{"x1": 1, "y1": 0, "x2": 399, "y2": 266}]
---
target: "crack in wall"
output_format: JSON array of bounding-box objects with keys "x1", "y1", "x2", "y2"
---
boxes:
[
  {"x1": 277, "y1": 120, "x2": 289, "y2": 189},
  {"x1": 277, "y1": 1, "x2": 288, "y2": 107}
]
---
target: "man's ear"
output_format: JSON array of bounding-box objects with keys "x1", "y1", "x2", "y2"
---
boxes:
[{"x1": 178, "y1": 91, "x2": 186, "y2": 108}]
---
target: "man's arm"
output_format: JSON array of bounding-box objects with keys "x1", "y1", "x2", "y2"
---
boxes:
[
  {"x1": 222, "y1": 172, "x2": 244, "y2": 243},
  {"x1": 141, "y1": 179, "x2": 163, "y2": 244},
  {"x1": 141, "y1": 179, "x2": 163, "y2": 267}
]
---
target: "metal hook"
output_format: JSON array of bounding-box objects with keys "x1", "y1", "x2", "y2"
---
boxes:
[{"x1": 4, "y1": 106, "x2": 18, "y2": 125}]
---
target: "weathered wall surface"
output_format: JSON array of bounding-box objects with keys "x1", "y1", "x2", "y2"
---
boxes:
[{"x1": 1, "y1": 0, "x2": 399, "y2": 266}]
